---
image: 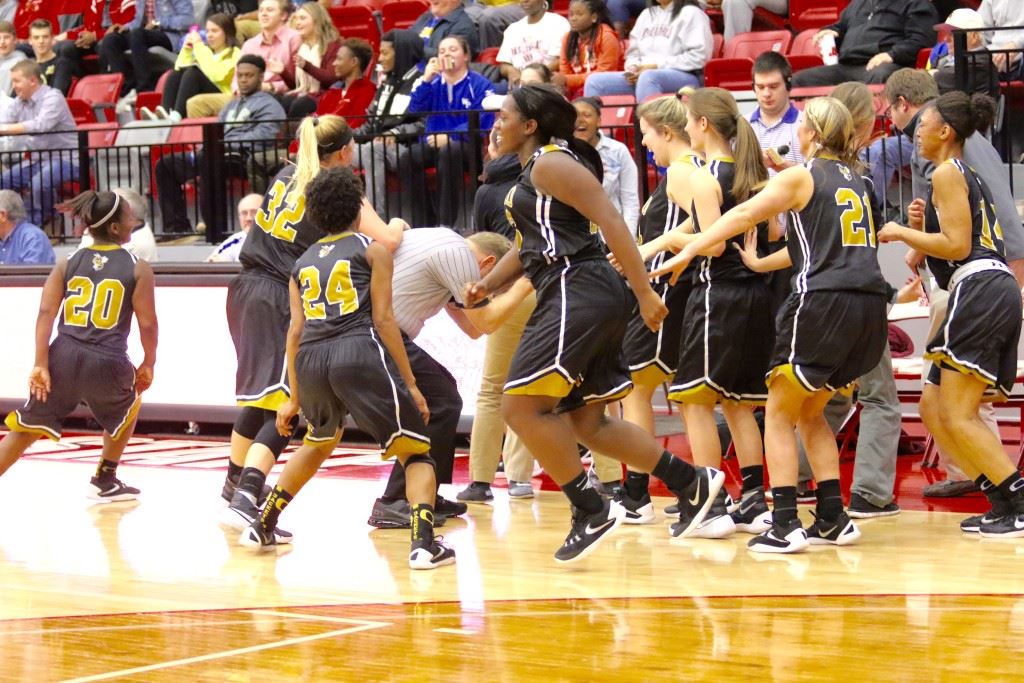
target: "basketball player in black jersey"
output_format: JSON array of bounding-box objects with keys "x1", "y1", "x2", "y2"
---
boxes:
[
  {"x1": 879, "y1": 92, "x2": 1024, "y2": 538},
  {"x1": 656, "y1": 97, "x2": 888, "y2": 553},
  {"x1": 464, "y1": 85, "x2": 724, "y2": 564},
  {"x1": 222, "y1": 115, "x2": 406, "y2": 531},
  {"x1": 1, "y1": 191, "x2": 158, "y2": 501},
  {"x1": 239, "y1": 167, "x2": 454, "y2": 568}
]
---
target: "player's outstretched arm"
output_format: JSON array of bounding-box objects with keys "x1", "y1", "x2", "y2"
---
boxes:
[
  {"x1": 357, "y1": 199, "x2": 406, "y2": 252},
  {"x1": 131, "y1": 261, "x2": 158, "y2": 393}
]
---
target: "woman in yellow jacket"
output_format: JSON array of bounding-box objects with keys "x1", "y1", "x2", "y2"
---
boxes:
[{"x1": 151, "y1": 13, "x2": 242, "y2": 120}]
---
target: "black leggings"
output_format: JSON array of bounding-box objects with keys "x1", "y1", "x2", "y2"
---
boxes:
[
  {"x1": 161, "y1": 67, "x2": 221, "y2": 117},
  {"x1": 233, "y1": 406, "x2": 295, "y2": 458}
]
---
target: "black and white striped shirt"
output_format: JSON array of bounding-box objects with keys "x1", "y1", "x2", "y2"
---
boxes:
[{"x1": 392, "y1": 228, "x2": 480, "y2": 338}]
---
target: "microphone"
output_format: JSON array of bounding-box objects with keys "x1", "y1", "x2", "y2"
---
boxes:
[
  {"x1": 776, "y1": 145, "x2": 789, "y2": 156},
  {"x1": 766, "y1": 144, "x2": 790, "y2": 165}
]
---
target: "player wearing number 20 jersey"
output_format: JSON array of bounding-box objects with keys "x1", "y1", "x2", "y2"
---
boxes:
[{"x1": 769, "y1": 156, "x2": 889, "y2": 394}]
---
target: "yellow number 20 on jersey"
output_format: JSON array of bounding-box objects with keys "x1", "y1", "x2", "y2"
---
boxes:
[
  {"x1": 298, "y1": 261, "x2": 359, "y2": 320},
  {"x1": 63, "y1": 276, "x2": 126, "y2": 330},
  {"x1": 835, "y1": 188, "x2": 877, "y2": 248}
]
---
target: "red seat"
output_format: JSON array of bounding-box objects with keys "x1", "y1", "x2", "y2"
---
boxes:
[
  {"x1": 134, "y1": 69, "x2": 173, "y2": 118},
  {"x1": 381, "y1": 0, "x2": 429, "y2": 32},
  {"x1": 66, "y1": 98, "x2": 97, "y2": 125},
  {"x1": 712, "y1": 33, "x2": 723, "y2": 59},
  {"x1": 329, "y1": 5, "x2": 382, "y2": 50},
  {"x1": 788, "y1": 54, "x2": 824, "y2": 74},
  {"x1": 550, "y1": 0, "x2": 569, "y2": 16},
  {"x1": 476, "y1": 47, "x2": 500, "y2": 66},
  {"x1": 78, "y1": 122, "x2": 119, "y2": 147},
  {"x1": 751, "y1": 6, "x2": 787, "y2": 31},
  {"x1": 69, "y1": 73, "x2": 124, "y2": 122},
  {"x1": 598, "y1": 94, "x2": 635, "y2": 146},
  {"x1": 703, "y1": 57, "x2": 754, "y2": 90},
  {"x1": 345, "y1": 0, "x2": 387, "y2": 10},
  {"x1": 916, "y1": 47, "x2": 932, "y2": 70},
  {"x1": 788, "y1": 29, "x2": 820, "y2": 57},
  {"x1": 788, "y1": 0, "x2": 846, "y2": 32},
  {"x1": 722, "y1": 30, "x2": 791, "y2": 60}
]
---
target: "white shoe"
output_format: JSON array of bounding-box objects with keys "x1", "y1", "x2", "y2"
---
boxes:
[
  {"x1": 507, "y1": 481, "x2": 534, "y2": 498},
  {"x1": 686, "y1": 512, "x2": 736, "y2": 539},
  {"x1": 747, "y1": 519, "x2": 809, "y2": 554}
]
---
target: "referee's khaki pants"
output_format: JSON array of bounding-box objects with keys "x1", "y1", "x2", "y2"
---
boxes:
[{"x1": 469, "y1": 292, "x2": 538, "y2": 484}]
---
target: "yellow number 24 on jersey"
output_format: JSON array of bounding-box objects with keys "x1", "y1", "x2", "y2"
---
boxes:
[{"x1": 297, "y1": 260, "x2": 359, "y2": 320}]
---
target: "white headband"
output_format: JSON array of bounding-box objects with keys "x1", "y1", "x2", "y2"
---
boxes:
[{"x1": 89, "y1": 194, "x2": 121, "y2": 229}]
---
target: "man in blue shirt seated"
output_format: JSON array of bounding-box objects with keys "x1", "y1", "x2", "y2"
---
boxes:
[{"x1": 0, "y1": 189, "x2": 54, "y2": 265}]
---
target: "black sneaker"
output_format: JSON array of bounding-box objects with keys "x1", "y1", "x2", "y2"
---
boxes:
[
  {"x1": 978, "y1": 512, "x2": 1024, "y2": 538},
  {"x1": 88, "y1": 477, "x2": 140, "y2": 503},
  {"x1": 730, "y1": 490, "x2": 772, "y2": 534},
  {"x1": 664, "y1": 502, "x2": 679, "y2": 516},
  {"x1": 554, "y1": 499, "x2": 626, "y2": 563},
  {"x1": 847, "y1": 492, "x2": 901, "y2": 519},
  {"x1": 367, "y1": 498, "x2": 446, "y2": 529},
  {"x1": 960, "y1": 507, "x2": 1009, "y2": 533},
  {"x1": 674, "y1": 487, "x2": 736, "y2": 539},
  {"x1": 221, "y1": 473, "x2": 271, "y2": 506},
  {"x1": 456, "y1": 482, "x2": 494, "y2": 504},
  {"x1": 409, "y1": 536, "x2": 457, "y2": 569},
  {"x1": 613, "y1": 489, "x2": 655, "y2": 525},
  {"x1": 806, "y1": 510, "x2": 861, "y2": 546},
  {"x1": 669, "y1": 467, "x2": 725, "y2": 539},
  {"x1": 747, "y1": 517, "x2": 809, "y2": 554},
  {"x1": 221, "y1": 490, "x2": 259, "y2": 531},
  {"x1": 238, "y1": 521, "x2": 294, "y2": 549},
  {"x1": 436, "y1": 496, "x2": 467, "y2": 518}
]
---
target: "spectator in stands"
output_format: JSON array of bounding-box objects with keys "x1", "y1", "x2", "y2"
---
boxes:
[
  {"x1": 15, "y1": 2, "x2": 59, "y2": 46},
  {"x1": 145, "y1": 13, "x2": 241, "y2": 121},
  {"x1": 0, "y1": 189, "x2": 53, "y2": 265},
  {"x1": 281, "y1": 1, "x2": 341, "y2": 118},
  {"x1": 56, "y1": 1, "x2": 136, "y2": 96},
  {"x1": 928, "y1": 8, "x2": 999, "y2": 97},
  {"x1": 584, "y1": 0, "x2": 712, "y2": 103},
  {"x1": 207, "y1": 192, "x2": 262, "y2": 261},
  {"x1": 495, "y1": 0, "x2": 569, "y2": 87},
  {"x1": 206, "y1": 1, "x2": 261, "y2": 42},
  {"x1": 747, "y1": 51, "x2": 802, "y2": 172},
  {"x1": 99, "y1": 0, "x2": 196, "y2": 97},
  {"x1": 28, "y1": 20, "x2": 72, "y2": 96},
  {"x1": 705, "y1": 0, "x2": 788, "y2": 41},
  {"x1": 792, "y1": 0, "x2": 936, "y2": 87},
  {"x1": 0, "y1": 21, "x2": 22, "y2": 93},
  {"x1": 410, "y1": 0, "x2": 479, "y2": 61},
  {"x1": 572, "y1": 96, "x2": 638, "y2": 235},
  {"x1": 404, "y1": 34, "x2": 494, "y2": 228},
  {"x1": 980, "y1": 0, "x2": 1024, "y2": 76},
  {"x1": 560, "y1": 0, "x2": 620, "y2": 99},
  {"x1": 155, "y1": 54, "x2": 285, "y2": 233},
  {"x1": 80, "y1": 187, "x2": 159, "y2": 262},
  {"x1": 353, "y1": 30, "x2": 426, "y2": 210},
  {"x1": 604, "y1": 0, "x2": 643, "y2": 38},
  {"x1": 464, "y1": 1, "x2": 524, "y2": 50},
  {"x1": 0, "y1": 60, "x2": 76, "y2": 228},
  {"x1": 313, "y1": 38, "x2": 376, "y2": 125},
  {"x1": 186, "y1": 0, "x2": 299, "y2": 117}
]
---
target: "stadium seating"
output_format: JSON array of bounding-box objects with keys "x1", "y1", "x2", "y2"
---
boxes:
[
  {"x1": 329, "y1": 5, "x2": 382, "y2": 51},
  {"x1": 381, "y1": 0, "x2": 429, "y2": 32},
  {"x1": 68, "y1": 74, "x2": 124, "y2": 123}
]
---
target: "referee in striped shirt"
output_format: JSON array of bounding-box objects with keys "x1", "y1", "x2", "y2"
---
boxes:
[{"x1": 368, "y1": 227, "x2": 514, "y2": 528}]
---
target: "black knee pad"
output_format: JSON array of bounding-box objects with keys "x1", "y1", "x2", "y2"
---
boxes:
[
  {"x1": 403, "y1": 453, "x2": 436, "y2": 471},
  {"x1": 253, "y1": 415, "x2": 298, "y2": 460},
  {"x1": 233, "y1": 407, "x2": 275, "y2": 440}
]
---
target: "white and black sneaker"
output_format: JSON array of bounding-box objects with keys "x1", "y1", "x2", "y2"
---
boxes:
[
  {"x1": 409, "y1": 537, "x2": 456, "y2": 569},
  {"x1": 847, "y1": 492, "x2": 901, "y2": 519},
  {"x1": 978, "y1": 511, "x2": 1024, "y2": 538},
  {"x1": 730, "y1": 490, "x2": 773, "y2": 534},
  {"x1": 614, "y1": 490, "x2": 655, "y2": 525},
  {"x1": 677, "y1": 488, "x2": 736, "y2": 539},
  {"x1": 961, "y1": 508, "x2": 1009, "y2": 533},
  {"x1": 221, "y1": 490, "x2": 259, "y2": 531},
  {"x1": 806, "y1": 510, "x2": 861, "y2": 546},
  {"x1": 88, "y1": 477, "x2": 140, "y2": 503},
  {"x1": 748, "y1": 517, "x2": 809, "y2": 554},
  {"x1": 554, "y1": 499, "x2": 626, "y2": 563},
  {"x1": 239, "y1": 521, "x2": 294, "y2": 549},
  {"x1": 669, "y1": 467, "x2": 725, "y2": 539}
]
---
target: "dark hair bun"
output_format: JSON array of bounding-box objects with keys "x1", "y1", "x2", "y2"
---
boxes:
[{"x1": 969, "y1": 93, "x2": 996, "y2": 135}]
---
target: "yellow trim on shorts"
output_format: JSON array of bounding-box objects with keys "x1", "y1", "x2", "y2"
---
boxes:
[
  {"x1": 303, "y1": 431, "x2": 341, "y2": 448},
  {"x1": 583, "y1": 384, "x2": 633, "y2": 406},
  {"x1": 667, "y1": 383, "x2": 723, "y2": 405},
  {"x1": 924, "y1": 351, "x2": 1009, "y2": 402},
  {"x1": 383, "y1": 434, "x2": 431, "y2": 460},
  {"x1": 238, "y1": 389, "x2": 290, "y2": 411},
  {"x1": 504, "y1": 371, "x2": 574, "y2": 398},
  {"x1": 766, "y1": 364, "x2": 817, "y2": 395},
  {"x1": 108, "y1": 395, "x2": 142, "y2": 441},
  {"x1": 631, "y1": 363, "x2": 673, "y2": 388},
  {"x1": 4, "y1": 411, "x2": 59, "y2": 441}
]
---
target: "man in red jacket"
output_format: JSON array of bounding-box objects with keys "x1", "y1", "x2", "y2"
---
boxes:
[{"x1": 55, "y1": 0, "x2": 137, "y2": 90}]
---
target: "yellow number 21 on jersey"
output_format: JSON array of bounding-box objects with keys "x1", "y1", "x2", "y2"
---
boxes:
[
  {"x1": 835, "y1": 187, "x2": 877, "y2": 248},
  {"x1": 297, "y1": 261, "x2": 359, "y2": 320}
]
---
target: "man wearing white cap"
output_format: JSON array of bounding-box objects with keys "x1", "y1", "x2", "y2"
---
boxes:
[{"x1": 930, "y1": 7, "x2": 999, "y2": 96}]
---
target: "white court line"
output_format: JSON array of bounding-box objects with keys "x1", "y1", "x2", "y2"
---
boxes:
[
  {"x1": 246, "y1": 609, "x2": 387, "y2": 625},
  {"x1": 58, "y1": 619, "x2": 390, "y2": 683},
  {"x1": 0, "y1": 617, "x2": 291, "y2": 637},
  {"x1": 433, "y1": 628, "x2": 479, "y2": 635}
]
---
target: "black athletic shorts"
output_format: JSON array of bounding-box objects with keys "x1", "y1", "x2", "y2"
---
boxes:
[
  {"x1": 926, "y1": 269, "x2": 1022, "y2": 401},
  {"x1": 227, "y1": 271, "x2": 290, "y2": 410},
  {"x1": 505, "y1": 258, "x2": 634, "y2": 412},
  {"x1": 669, "y1": 279, "x2": 774, "y2": 404},
  {"x1": 624, "y1": 277, "x2": 693, "y2": 387},
  {"x1": 5, "y1": 336, "x2": 140, "y2": 441},
  {"x1": 768, "y1": 289, "x2": 887, "y2": 394},
  {"x1": 296, "y1": 331, "x2": 431, "y2": 458}
]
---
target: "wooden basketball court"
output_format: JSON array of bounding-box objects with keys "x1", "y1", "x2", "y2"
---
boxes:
[{"x1": 1, "y1": 439, "x2": 1023, "y2": 681}]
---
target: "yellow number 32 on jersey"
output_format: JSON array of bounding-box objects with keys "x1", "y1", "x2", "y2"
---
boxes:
[{"x1": 255, "y1": 179, "x2": 304, "y2": 243}]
